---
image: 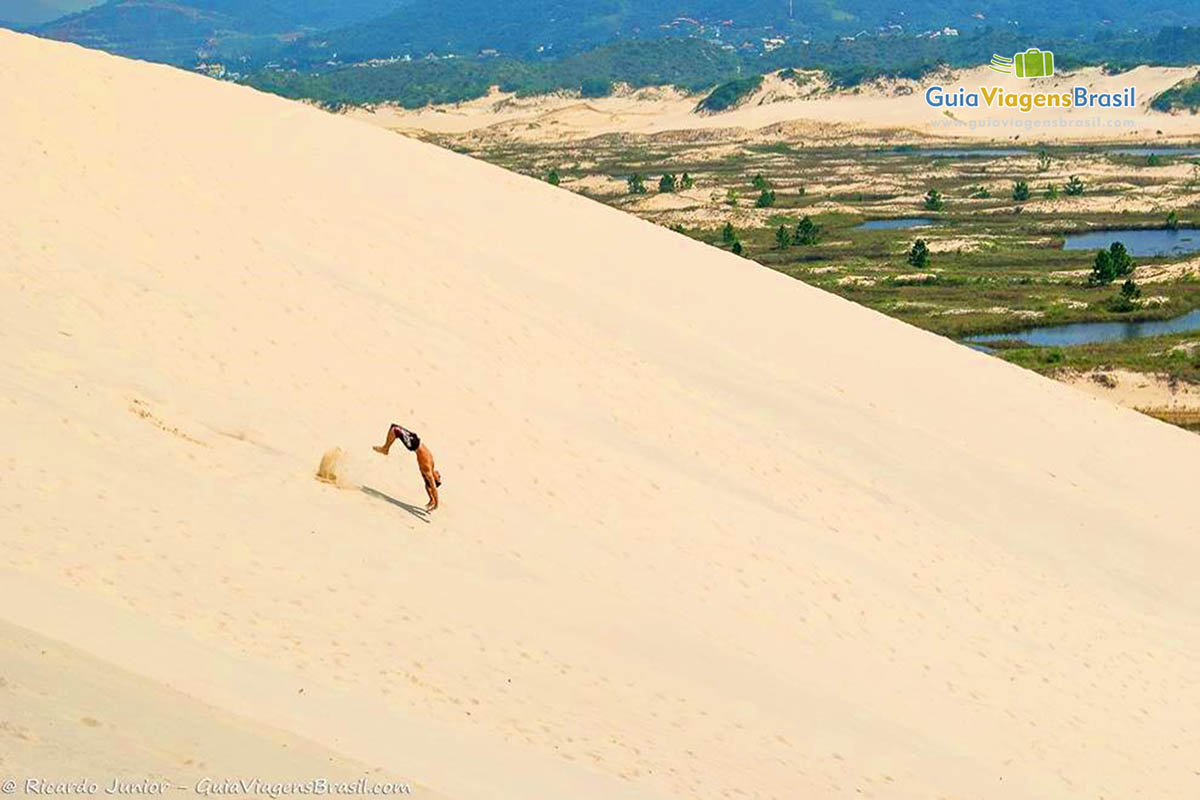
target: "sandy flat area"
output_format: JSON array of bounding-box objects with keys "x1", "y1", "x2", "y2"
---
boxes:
[
  {"x1": 353, "y1": 66, "x2": 1200, "y2": 144},
  {"x1": 3, "y1": 30, "x2": 1200, "y2": 799}
]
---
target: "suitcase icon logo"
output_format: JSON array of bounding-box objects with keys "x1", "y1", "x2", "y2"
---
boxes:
[{"x1": 990, "y1": 49, "x2": 1055, "y2": 79}]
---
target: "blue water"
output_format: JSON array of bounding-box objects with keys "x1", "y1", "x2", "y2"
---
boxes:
[
  {"x1": 856, "y1": 217, "x2": 935, "y2": 230},
  {"x1": 1063, "y1": 228, "x2": 1200, "y2": 257},
  {"x1": 1108, "y1": 148, "x2": 1200, "y2": 157},
  {"x1": 966, "y1": 309, "x2": 1200, "y2": 347},
  {"x1": 885, "y1": 148, "x2": 1027, "y2": 158}
]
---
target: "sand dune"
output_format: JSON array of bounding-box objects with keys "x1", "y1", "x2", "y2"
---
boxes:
[
  {"x1": 3, "y1": 30, "x2": 1200, "y2": 798},
  {"x1": 356, "y1": 65, "x2": 1199, "y2": 143}
]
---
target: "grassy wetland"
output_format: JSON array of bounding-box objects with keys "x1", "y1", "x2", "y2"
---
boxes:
[{"x1": 435, "y1": 131, "x2": 1200, "y2": 427}]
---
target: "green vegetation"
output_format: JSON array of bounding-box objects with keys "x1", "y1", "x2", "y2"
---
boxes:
[
  {"x1": 923, "y1": 188, "x2": 945, "y2": 211},
  {"x1": 1090, "y1": 241, "x2": 1135, "y2": 285},
  {"x1": 775, "y1": 225, "x2": 793, "y2": 249},
  {"x1": 659, "y1": 173, "x2": 677, "y2": 193},
  {"x1": 755, "y1": 189, "x2": 777, "y2": 209},
  {"x1": 907, "y1": 239, "x2": 931, "y2": 270},
  {"x1": 696, "y1": 76, "x2": 763, "y2": 113},
  {"x1": 1167, "y1": 210, "x2": 1180, "y2": 229},
  {"x1": 794, "y1": 216, "x2": 822, "y2": 246},
  {"x1": 1151, "y1": 72, "x2": 1200, "y2": 112},
  {"x1": 1064, "y1": 175, "x2": 1086, "y2": 196},
  {"x1": 1012, "y1": 180, "x2": 1031, "y2": 202},
  {"x1": 627, "y1": 173, "x2": 647, "y2": 195},
  {"x1": 546, "y1": 168, "x2": 560, "y2": 186}
]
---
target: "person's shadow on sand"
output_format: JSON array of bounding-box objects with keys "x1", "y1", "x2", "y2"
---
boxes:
[{"x1": 361, "y1": 486, "x2": 430, "y2": 524}]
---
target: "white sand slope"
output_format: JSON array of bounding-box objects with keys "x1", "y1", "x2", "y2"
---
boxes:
[{"x1": 3, "y1": 30, "x2": 1200, "y2": 799}]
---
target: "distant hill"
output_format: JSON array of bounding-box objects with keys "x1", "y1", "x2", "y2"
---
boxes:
[
  {"x1": 0, "y1": 0, "x2": 98, "y2": 27},
  {"x1": 26, "y1": 0, "x2": 1200, "y2": 68},
  {"x1": 31, "y1": 0, "x2": 404, "y2": 64},
  {"x1": 287, "y1": 0, "x2": 1200, "y2": 65}
]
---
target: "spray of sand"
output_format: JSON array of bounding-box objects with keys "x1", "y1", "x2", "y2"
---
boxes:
[{"x1": 315, "y1": 447, "x2": 360, "y2": 489}]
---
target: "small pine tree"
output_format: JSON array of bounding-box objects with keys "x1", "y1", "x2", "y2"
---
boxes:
[
  {"x1": 794, "y1": 215, "x2": 822, "y2": 245},
  {"x1": 1064, "y1": 175, "x2": 1085, "y2": 196},
  {"x1": 721, "y1": 221, "x2": 736, "y2": 244},
  {"x1": 1043, "y1": 184, "x2": 1060, "y2": 200},
  {"x1": 1110, "y1": 278, "x2": 1142, "y2": 312},
  {"x1": 546, "y1": 168, "x2": 560, "y2": 186},
  {"x1": 1090, "y1": 241, "x2": 1135, "y2": 284},
  {"x1": 752, "y1": 174, "x2": 771, "y2": 191},
  {"x1": 1167, "y1": 211, "x2": 1180, "y2": 230},
  {"x1": 731, "y1": 240, "x2": 744, "y2": 256},
  {"x1": 1012, "y1": 180, "x2": 1030, "y2": 202},
  {"x1": 680, "y1": 173, "x2": 694, "y2": 190},
  {"x1": 775, "y1": 225, "x2": 793, "y2": 249},
  {"x1": 1091, "y1": 250, "x2": 1115, "y2": 284},
  {"x1": 1109, "y1": 241, "x2": 1134, "y2": 276},
  {"x1": 907, "y1": 239, "x2": 931, "y2": 269},
  {"x1": 924, "y1": 188, "x2": 945, "y2": 211},
  {"x1": 755, "y1": 189, "x2": 777, "y2": 208},
  {"x1": 627, "y1": 173, "x2": 647, "y2": 195},
  {"x1": 659, "y1": 173, "x2": 677, "y2": 193}
]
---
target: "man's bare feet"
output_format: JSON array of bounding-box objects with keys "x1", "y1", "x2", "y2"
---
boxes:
[
  {"x1": 425, "y1": 503, "x2": 437, "y2": 512},
  {"x1": 373, "y1": 445, "x2": 388, "y2": 455}
]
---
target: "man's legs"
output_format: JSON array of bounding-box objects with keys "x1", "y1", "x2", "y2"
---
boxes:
[{"x1": 373, "y1": 424, "x2": 398, "y2": 455}]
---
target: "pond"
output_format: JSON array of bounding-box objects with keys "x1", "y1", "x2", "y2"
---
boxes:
[
  {"x1": 1107, "y1": 147, "x2": 1200, "y2": 157},
  {"x1": 884, "y1": 148, "x2": 1028, "y2": 158},
  {"x1": 856, "y1": 218, "x2": 936, "y2": 230},
  {"x1": 1062, "y1": 228, "x2": 1200, "y2": 257},
  {"x1": 965, "y1": 309, "x2": 1200, "y2": 348}
]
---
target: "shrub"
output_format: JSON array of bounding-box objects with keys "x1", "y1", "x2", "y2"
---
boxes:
[
  {"x1": 680, "y1": 172, "x2": 694, "y2": 190},
  {"x1": 794, "y1": 215, "x2": 822, "y2": 245},
  {"x1": 1167, "y1": 211, "x2": 1180, "y2": 230},
  {"x1": 721, "y1": 222, "x2": 736, "y2": 244},
  {"x1": 924, "y1": 188, "x2": 945, "y2": 211},
  {"x1": 546, "y1": 168, "x2": 560, "y2": 186},
  {"x1": 1064, "y1": 175, "x2": 1085, "y2": 196},
  {"x1": 1044, "y1": 184, "x2": 1060, "y2": 200},
  {"x1": 775, "y1": 225, "x2": 793, "y2": 248},
  {"x1": 659, "y1": 173, "x2": 677, "y2": 193},
  {"x1": 627, "y1": 173, "x2": 647, "y2": 195},
  {"x1": 1108, "y1": 280, "x2": 1141, "y2": 312},
  {"x1": 755, "y1": 189, "x2": 777, "y2": 208},
  {"x1": 731, "y1": 240, "x2": 744, "y2": 255},
  {"x1": 1037, "y1": 149, "x2": 1052, "y2": 172},
  {"x1": 752, "y1": 174, "x2": 771, "y2": 191},
  {"x1": 580, "y1": 78, "x2": 612, "y2": 98},
  {"x1": 907, "y1": 239, "x2": 931, "y2": 269},
  {"x1": 1012, "y1": 180, "x2": 1031, "y2": 202},
  {"x1": 1090, "y1": 241, "x2": 1135, "y2": 284},
  {"x1": 696, "y1": 76, "x2": 763, "y2": 113}
]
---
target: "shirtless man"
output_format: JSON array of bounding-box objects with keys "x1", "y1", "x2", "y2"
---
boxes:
[{"x1": 373, "y1": 423, "x2": 441, "y2": 511}]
